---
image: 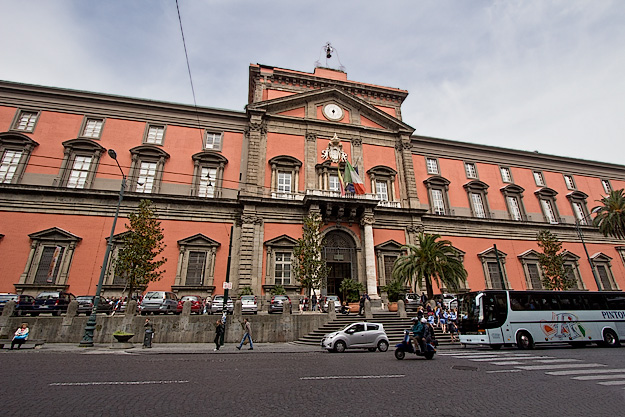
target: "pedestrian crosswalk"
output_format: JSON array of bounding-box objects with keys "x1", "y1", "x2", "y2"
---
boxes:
[{"x1": 439, "y1": 350, "x2": 625, "y2": 390}]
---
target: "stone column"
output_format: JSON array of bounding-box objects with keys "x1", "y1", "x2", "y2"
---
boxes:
[{"x1": 361, "y1": 210, "x2": 379, "y2": 298}]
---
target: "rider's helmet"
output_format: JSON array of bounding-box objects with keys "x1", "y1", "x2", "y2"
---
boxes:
[{"x1": 420, "y1": 318, "x2": 427, "y2": 323}]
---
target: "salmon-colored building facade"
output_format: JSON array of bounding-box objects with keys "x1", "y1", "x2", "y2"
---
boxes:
[{"x1": 1, "y1": 64, "x2": 624, "y2": 304}]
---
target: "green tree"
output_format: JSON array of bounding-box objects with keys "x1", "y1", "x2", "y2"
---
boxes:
[
  {"x1": 339, "y1": 278, "x2": 365, "y2": 303},
  {"x1": 536, "y1": 230, "x2": 576, "y2": 290},
  {"x1": 115, "y1": 200, "x2": 167, "y2": 299},
  {"x1": 392, "y1": 232, "x2": 467, "y2": 301},
  {"x1": 292, "y1": 213, "x2": 329, "y2": 299},
  {"x1": 592, "y1": 189, "x2": 625, "y2": 240}
]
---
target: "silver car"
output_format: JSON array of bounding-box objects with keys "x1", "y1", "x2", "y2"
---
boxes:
[
  {"x1": 321, "y1": 322, "x2": 389, "y2": 353},
  {"x1": 211, "y1": 295, "x2": 234, "y2": 314},
  {"x1": 240, "y1": 295, "x2": 258, "y2": 314}
]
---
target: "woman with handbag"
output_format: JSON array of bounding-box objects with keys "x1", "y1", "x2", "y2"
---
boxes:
[{"x1": 11, "y1": 323, "x2": 29, "y2": 350}]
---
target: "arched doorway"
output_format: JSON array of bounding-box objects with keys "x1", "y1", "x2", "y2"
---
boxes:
[{"x1": 322, "y1": 230, "x2": 357, "y2": 297}]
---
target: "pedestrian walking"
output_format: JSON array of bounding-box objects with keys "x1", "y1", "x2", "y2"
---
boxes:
[
  {"x1": 214, "y1": 319, "x2": 224, "y2": 351},
  {"x1": 236, "y1": 318, "x2": 253, "y2": 350},
  {"x1": 311, "y1": 294, "x2": 317, "y2": 311},
  {"x1": 11, "y1": 323, "x2": 29, "y2": 350}
]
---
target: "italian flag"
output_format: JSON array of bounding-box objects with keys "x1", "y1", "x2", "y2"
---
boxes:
[{"x1": 344, "y1": 161, "x2": 365, "y2": 195}]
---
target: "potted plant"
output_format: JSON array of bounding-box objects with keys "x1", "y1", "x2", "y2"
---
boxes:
[
  {"x1": 381, "y1": 279, "x2": 403, "y2": 312},
  {"x1": 113, "y1": 330, "x2": 135, "y2": 343},
  {"x1": 339, "y1": 278, "x2": 365, "y2": 312}
]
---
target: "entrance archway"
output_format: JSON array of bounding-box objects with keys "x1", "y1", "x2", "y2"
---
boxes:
[{"x1": 322, "y1": 230, "x2": 357, "y2": 297}]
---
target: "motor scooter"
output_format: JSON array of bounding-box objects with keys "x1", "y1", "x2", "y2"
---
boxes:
[{"x1": 394, "y1": 330, "x2": 436, "y2": 360}]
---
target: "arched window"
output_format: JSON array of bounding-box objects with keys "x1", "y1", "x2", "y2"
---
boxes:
[
  {"x1": 535, "y1": 187, "x2": 561, "y2": 224},
  {"x1": 191, "y1": 151, "x2": 228, "y2": 198},
  {"x1": 567, "y1": 190, "x2": 590, "y2": 225},
  {"x1": 478, "y1": 247, "x2": 509, "y2": 289},
  {"x1": 128, "y1": 145, "x2": 170, "y2": 194},
  {"x1": 501, "y1": 184, "x2": 527, "y2": 221},
  {"x1": 54, "y1": 139, "x2": 105, "y2": 189},
  {"x1": 268, "y1": 155, "x2": 302, "y2": 199},
  {"x1": 0, "y1": 132, "x2": 38, "y2": 184},
  {"x1": 367, "y1": 165, "x2": 398, "y2": 206},
  {"x1": 424, "y1": 176, "x2": 452, "y2": 215},
  {"x1": 464, "y1": 180, "x2": 491, "y2": 219}
]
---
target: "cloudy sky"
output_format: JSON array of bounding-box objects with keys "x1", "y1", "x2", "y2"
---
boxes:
[{"x1": 2, "y1": 0, "x2": 624, "y2": 165}]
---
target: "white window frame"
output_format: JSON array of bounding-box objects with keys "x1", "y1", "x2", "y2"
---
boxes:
[
  {"x1": 0, "y1": 149, "x2": 23, "y2": 184},
  {"x1": 328, "y1": 174, "x2": 340, "y2": 192},
  {"x1": 198, "y1": 166, "x2": 217, "y2": 198},
  {"x1": 507, "y1": 196, "x2": 523, "y2": 221},
  {"x1": 12, "y1": 110, "x2": 40, "y2": 132},
  {"x1": 426, "y1": 157, "x2": 439, "y2": 175},
  {"x1": 204, "y1": 131, "x2": 222, "y2": 151},
  {"x1": 432, "y1": 189, "x2": 446, "y2": 215},
  {"x1": 274, "y1": 251, "x2": 292, "y2": 285},
  {"x1": 500, "y1": 167, "x2": 512, "y2": 183},
  {"x1": 533, "y1": 171, "x2": 545, "y2": 187},
  {"x1": 136, "y1": 161, "x2": 157, "y2": 193},
  {"x1": 0, "y1": 133, "x2": 39, "y2": 185},
  {"x1": 144, "y1": 124, "x2": 166, "y2": 145},
  {"x1": 564, "y1": 174, "x2": 576, "y2": 190},
  {"x1": 376, "y1": 181, "x2": 389, "y2": 201},
  {"x1": 66, "y1": 155, "x2": 93, "y2": 189},
  {"x1": 601, "y1": 179, "x2": 612, "y2": 194},
  {"x1": 80, "y1": 117, "x2": 105, "y2": 139},
  {"x1": 541, "y1": 199, "x2": 558, "y2": 224},
  {"x1": 464, "y1": 162, "x2": 477, "y2": 179}
]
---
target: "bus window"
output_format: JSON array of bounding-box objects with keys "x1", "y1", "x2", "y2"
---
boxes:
[
  {"x1": 606, "y1": 295, "x2": 625, "y2": 310},
  {"x1": 537, "y1": 294, "x2": 559, "y2": 310},
  {"x1": 483, "y1": 292, "x2": 508, "y2": 328},
  {"x1": 510, "y1": 292, "x2": 528, "y2": 311},
  {"x1": 586, "y1": 293, "x2": 608, "y2": 310},
  {"x1": 558, "y1": 294, "x2": 572, "y2": 309}
]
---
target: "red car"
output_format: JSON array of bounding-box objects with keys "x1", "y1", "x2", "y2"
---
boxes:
[{"x1": 176, "y1": 295, "x2": 204, "y2": 315}]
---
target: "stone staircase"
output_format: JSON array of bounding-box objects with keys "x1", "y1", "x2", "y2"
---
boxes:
[{"x1": 294, "y1": 312, "x2": 453, "y2": 347}]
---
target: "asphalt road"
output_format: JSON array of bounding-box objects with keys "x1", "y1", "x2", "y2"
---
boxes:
[{"x1": 2, "y1": 344, "x2": 625, "y2": 416}]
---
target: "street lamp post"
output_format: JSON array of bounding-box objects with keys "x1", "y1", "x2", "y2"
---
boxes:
[
  {"x1": 574, "y1": 208, "x2": 601, "y2": 291},
  {"x1": 79, "y1": 149, "x2": 126, "y2": 347}
]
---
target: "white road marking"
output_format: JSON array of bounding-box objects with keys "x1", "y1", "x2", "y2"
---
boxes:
[
  {"x1": 547, "y1": 368, "x2": 625, "y2": 376},
  {"x1": 486, "y1": 369, "x2": 523, "y2": 373},
  {"x1": 470, "y1": 356, "x2": 549, "y2": 362},
  {"x1": 300, "y1": 375, "x2": 405, "y2": 380},
  {"x1": 533, "y1": 359, "x2": 581, "y2": 364},
  {"x1": 491, "y1": 361, "x2": 524, "y2": 366},
  {"x1": 516, "y1": 363, "x2": 607, "y2": 371},
  {"x1": 573, "y1": 374, "x2": 625, "y2": 381},
  {"x1": 597, "y1": 380, "x2": 625, "y2": 386},
  {"x1": 50, "y1": 380, "x2": 189, "y2": 386}
]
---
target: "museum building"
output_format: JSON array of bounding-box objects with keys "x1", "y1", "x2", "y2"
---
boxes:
[{"x1": 0, "y1": 64, "x2": 624, "y2": 302}]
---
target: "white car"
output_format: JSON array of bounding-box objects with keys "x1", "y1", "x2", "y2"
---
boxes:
[
  {"x1": 321, "y1": 322, "x2": 389, "y2": 353},
  {"x1": 241, "y1": 295, "x2": 258, "y2": 314}
]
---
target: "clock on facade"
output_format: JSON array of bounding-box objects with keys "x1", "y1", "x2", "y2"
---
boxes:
[{"x1": 323, "y1": 103, "x2": 344, "y2": 121}]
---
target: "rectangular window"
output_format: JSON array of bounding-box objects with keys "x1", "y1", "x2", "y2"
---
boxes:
[
  {"x1": 541, "y1": 199, "x2": 558, "y2": 224},
  {"x1": 527, "y1": 263, "x2": 542, "y2": 289},
  {"x1": 572, "y1": 202, "x2": 587, "y2": 225},
  {"x1": 533, "y1": 171, "x2": 545, "y2": 186},
  {"x1": 487, "y1": 262, "x2": 505, "y2": 289},
  {"x1": 34, "y1": 246, "x2": 65, "y2": 284},
  {"x1": 601, "y1": 179, "x2": 612, "y2": 194},
  {"x1": 198, "y1": 167, "x2": 217, "y2": 198},
  {"x1": 82, "y1": 118, "x2": 103, "y2": 138},
  {"x1": 14, "y1": 111, "x2": 39, "y2": 132},
  {"x1": 471, "y1": 193, "x2": 486, "y2": 218},
  {"x1": 136, "y1": 161, "x2": 157, "y2": 193},
  {"x1": 564, "y1": 264, "x2": 580, "y2": 290},
  {"x1": 0, "y1": 150, "x2": 23, "y2": 183},
  {"x1": 376, "y1": 181, "x2": 389, "y2": 201},
  {"x1": 275, "y1": 252, "x2": 291, "y2": 285},
  {"x1": 500, "y1": 167, "x2": 512, "y2": 183},
  {"x1": 329, "y1": 174, "x2": 340, "y2": 192},
  {"x1": 465, "y1": 163, "x2": 477, "y2": 179},
  {"x1": 426, "y1": 158, "x2": 439, "y2": 175},
  {"x1": 66, "y1": 156, "x2": 92, "y2": 189},
  {"x1": 431, "y1": 189, "x2": 446, "y2": 215},
  {"x1": 507, "y1": 196, "x2": 523, "y2": 221},
  {"x1": 277, "y1": 171, "x2": 292, "y2": 193},
  {"x1": 186, "y1": 251, "x2": 207, "y2": 286},
  {"x1": 564, "y1": 175, "x2": 576, "y2": 190},
  {"x1": 145, "y1": 125, "x2": 165, "y2": 145},
  {"x1": 596, "y1": 265, "x2": 612, "y2": 290},
  {"x1": 205, "y1": 132, "x2": 222, "y2": 150},
  {"x1": 383, "y1": 255, "x2": 397, "y2": 285}
]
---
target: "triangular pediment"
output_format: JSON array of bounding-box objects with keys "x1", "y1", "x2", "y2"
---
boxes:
[
  {"x1": 265, "y1": 234, "x2": 298, "y2": 247},
  {"x1": 375, "y1": 239, "x2": 404, "y2": 251},
  {"x1": 177, "y1": 233, "x2": 220, "y2": 248},
  {"x1": 248, "y1": 88, "x2": 414, "y2": 133},
  {"x1": 28, "y1": 227, "x2": 81, "y2": 242}
]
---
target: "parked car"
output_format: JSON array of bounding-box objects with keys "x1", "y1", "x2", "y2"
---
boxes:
[
  {"x1": 399, "y1": 293, "x2": 422, "y2": 311},
  {"x1": 139, "y1": 291, "x2": 179, "y2": 315},
  {"x1": 33, "y1": 291, "x2": 76, "y2": 316},
  {"x1": 269, "y1": 295, "x2": 292, "y2": 314},
  {"x1": 210, "y1": 295, "x2": 234, "y2": 314},
  {"x1": 176, "y1": 295, "x2": 204, "y2": 315},
  {"x1": 240, "y1": 295, "x2": 258, "y2": 314},
  {"x1": 320, "y1": 295, "x2": 341, "y2": 313},
  {"x1": 76, "y1": 295, "x2": 113, "y2": 315},
  {"x1": 321, "y1": 322, "x2": 389, "y2": 353},
  {"x1": 0, "y1": 293, "x2": 36, "y2": 316}
]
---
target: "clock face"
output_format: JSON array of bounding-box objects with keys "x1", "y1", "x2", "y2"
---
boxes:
[{"x1": 323, "y1": 104, "x2": 344, "y2": 121}]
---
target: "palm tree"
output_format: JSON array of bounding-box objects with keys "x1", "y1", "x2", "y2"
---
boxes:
[
  {"x1": 392, "y1": 232, "x2": 467, "y2": 301},
  {"x1": 592, "y1": 189, "x2": 625, "y2": 240}
]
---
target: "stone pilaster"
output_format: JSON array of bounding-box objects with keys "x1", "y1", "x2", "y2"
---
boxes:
[
  {"x1": 236, "y1": 210, "x2": 264, "y2": 294},
  {"x1": 243, "y1": 112, "x2": 266, "y2": 197},
  {"x1": 395, "y1": 135, "x2": 420, "y2": 209}
]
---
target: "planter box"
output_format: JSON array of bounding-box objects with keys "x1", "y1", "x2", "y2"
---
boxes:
[{"x1": 387, "y1": 302, "x2": 398, "y2": 312}]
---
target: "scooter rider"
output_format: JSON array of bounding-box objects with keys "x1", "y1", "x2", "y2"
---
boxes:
[{"x1": 410, "y1": 312, "x2": 426, "y2": 353}]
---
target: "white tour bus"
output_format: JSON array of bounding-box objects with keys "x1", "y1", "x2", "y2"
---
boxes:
[{"x1": 458, "y1": 290, "x2": 625, "y2": 349}]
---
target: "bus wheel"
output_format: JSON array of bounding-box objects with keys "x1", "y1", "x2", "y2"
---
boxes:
[
  {"x1": 516, "y1": 331, "x2": 534, "y2": 350},
  {"x1": 490, "y1": 344, "x2": 502, "y2": 350},
  {"x1": 603, "y1": 329, "x2": 620, "y2": 348}
]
